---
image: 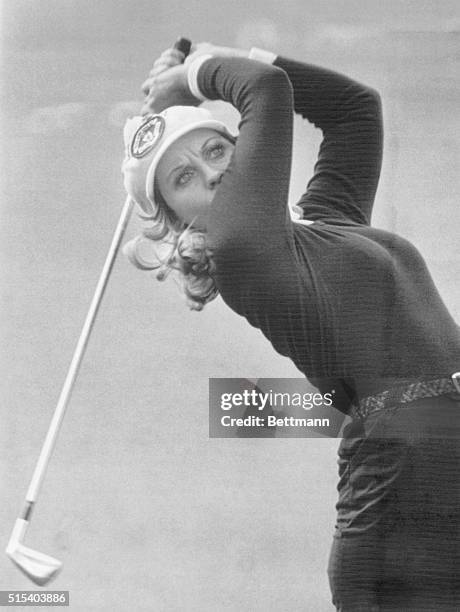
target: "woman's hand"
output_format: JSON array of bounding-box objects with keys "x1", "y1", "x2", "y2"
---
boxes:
[
  {"x1": 141, "y1": 47, "x2": 199, "y2": 115},
  {"x1": 142, "y1": 47, "x2": 186, "y2": 94},
  {"x1": 185, "y1": 42, "x2": 249, "y2": 64},
  {"x1": 140, "y1": 42, "x2": 249, "y2": 115}
]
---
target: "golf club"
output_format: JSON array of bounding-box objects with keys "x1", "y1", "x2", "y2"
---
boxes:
[
  {"x1": 6, "y1": 36, "x2": 192, "y2": 586},
  {"x1": 6, "y1": 194, "x2": 134, "y2": 585}
]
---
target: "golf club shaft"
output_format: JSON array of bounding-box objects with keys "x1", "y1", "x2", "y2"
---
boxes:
[
  {"x1": 23, "y1": 36, "x2": 192, "y2": 511},
  {"x1": 25, "y1": 195, "x2": 134, "y2": 506},
  {"x1": 7, "y1": 36, "x2": 192, "y2": 587}
]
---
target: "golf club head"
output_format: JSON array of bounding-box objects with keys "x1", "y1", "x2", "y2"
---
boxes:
[
  {"x1": 6, "y1": 519, "x2": 62, "y2": 586},
  {"x1": 7, "y1": 544, "x2": 62, "y2": 586}
]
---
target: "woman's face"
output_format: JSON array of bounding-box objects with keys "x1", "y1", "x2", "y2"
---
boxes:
[{"x1": 155, "y1": 128, "x2": 234, "y2": 230}]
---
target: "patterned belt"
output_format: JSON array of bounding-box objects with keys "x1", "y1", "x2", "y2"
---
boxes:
[{"x1": 351, "y1": 372, "x2": 460, "y2": 421}]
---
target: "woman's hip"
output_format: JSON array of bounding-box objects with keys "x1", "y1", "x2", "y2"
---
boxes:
[
  {"x1": 329, "y1": 395, "x2": 460, "y2": 608},
  {"x1": 335, "y1": 394, "x2": 460, "y2": 535}
]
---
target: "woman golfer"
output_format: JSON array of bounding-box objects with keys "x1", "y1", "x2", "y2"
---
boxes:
[{"x1": 122, "y1": 43, "x2": 460, "y2": 610}]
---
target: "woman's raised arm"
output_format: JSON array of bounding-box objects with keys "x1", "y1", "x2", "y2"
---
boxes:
[
  {"x1": 188, "y1": 56, "x2": 295, "y2": 260},
  {"x1": 272, "y1": 55, "x2": 383, "y2": 225}
]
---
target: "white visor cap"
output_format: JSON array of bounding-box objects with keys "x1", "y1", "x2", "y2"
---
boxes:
[{"x1": 122, "y1": 106, "x2": 237, "y2": 215}]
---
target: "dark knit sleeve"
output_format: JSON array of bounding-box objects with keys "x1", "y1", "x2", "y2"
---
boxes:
[
  {"x1": 196, "y1": 57, "x2": 295, "y2": 269},
  {"x1": 274, "y1": 57, "x2": 383, "y2": 225}
]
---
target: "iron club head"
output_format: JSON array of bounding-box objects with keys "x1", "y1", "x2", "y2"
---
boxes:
[{"x1": 6, "y1": 519, "x2": 62, "y2": 586}]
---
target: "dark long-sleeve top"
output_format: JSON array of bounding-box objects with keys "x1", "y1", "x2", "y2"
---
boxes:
[{"x1": 196, "y1": 55, "x2": 460, "y2": 410}]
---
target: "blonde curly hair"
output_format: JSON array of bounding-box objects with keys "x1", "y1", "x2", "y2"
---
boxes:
[{"x1": 123, "y1": 185, "x2": 218, "y2": 311}]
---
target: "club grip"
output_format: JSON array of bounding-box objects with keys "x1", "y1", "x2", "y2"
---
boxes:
[{"x1": 173, "y1": 37, "x2": 192, "y2": 59}]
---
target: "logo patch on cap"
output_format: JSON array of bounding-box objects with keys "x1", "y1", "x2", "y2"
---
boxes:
[{"x1": 130, "y1": 115, "x2": 165, "y2": 159}]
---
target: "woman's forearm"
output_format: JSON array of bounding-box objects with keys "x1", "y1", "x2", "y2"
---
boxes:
[{"x1": 187, "y1": 56, "x2": 294, "y2": 252}]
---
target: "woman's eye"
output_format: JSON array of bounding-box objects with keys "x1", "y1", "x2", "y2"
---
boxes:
[
  {"x1": 176, "y1": 169, "x2": 194, "y2": 186},
  {"x1": 206, "y1": 143, "x2": 225, "y2": 160}
]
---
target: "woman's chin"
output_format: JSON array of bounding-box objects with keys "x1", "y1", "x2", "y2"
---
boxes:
[{"x1": 186, "y1": 215, "x2": 208, "y2": 232}]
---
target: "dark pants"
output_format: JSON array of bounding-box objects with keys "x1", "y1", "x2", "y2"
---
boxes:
[{"x1": 328, "y1": 395, "x2": 460, "y2": 611}]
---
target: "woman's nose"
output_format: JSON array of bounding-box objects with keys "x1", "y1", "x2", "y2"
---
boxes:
[{"x1": 204, "y1": 167, "x2": 223, "y2": 189}]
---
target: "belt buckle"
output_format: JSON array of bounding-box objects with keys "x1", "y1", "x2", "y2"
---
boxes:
[{"x1": 451, "y1": 372, "x2": 460, "y2": 394}]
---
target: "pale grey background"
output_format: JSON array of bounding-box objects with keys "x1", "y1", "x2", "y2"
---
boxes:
[{"x1": 1, "y1": 1, "x2": 459, "y2": 610}]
